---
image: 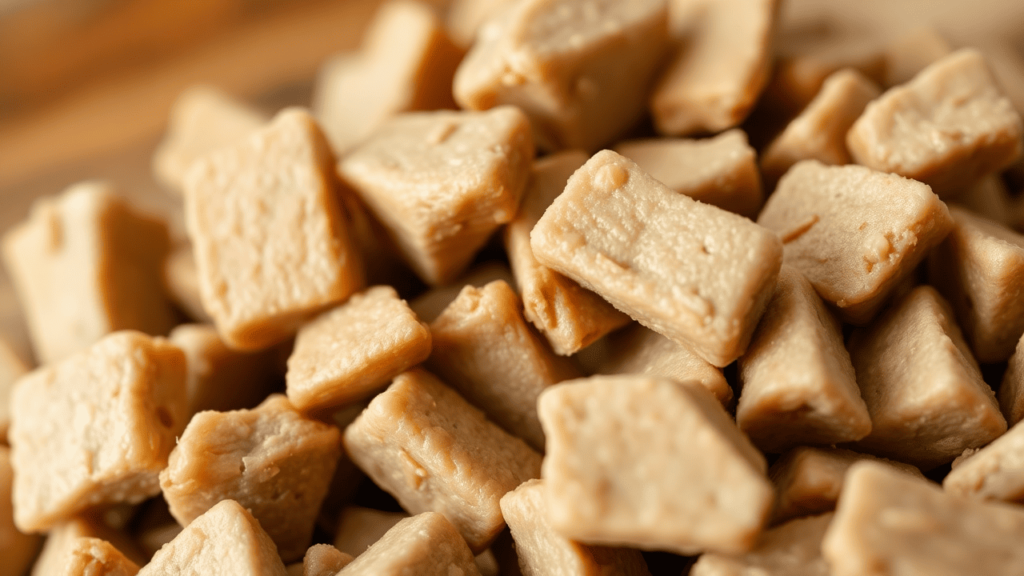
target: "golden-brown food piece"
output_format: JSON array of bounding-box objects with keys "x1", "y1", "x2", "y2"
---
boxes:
[
  {"x1": 531, "y1": 150, "x2": 782, "y2": 367},
  {"x1": 297, "y1": 544, "x2": 353, "y2": 576},
  {"x1": 162, "y1": 243, "x2": 212, "y2": 323},
  {"x1": 1000, "y1": 334, "x2": 1024, "y2": 426},
  {"x1": 62, "y1": 538, "x2": 140, "y2": 576},
  {"x1": 880, "y1": 27, "x2": 953, "y2": 87},
  {"x1": 0, "y1": 339, "x2": 27, "y2": 443},
  {"x1": 690, "y1": 514, "x2": 832, "y2": 576},
  {"x1": 409, "y1": 261, "x2": 514, "y2": 323},
  {"x1": 0, "y1": 446, "x2": 41, "y2": 576},
  {"x1": 333, "y1": 507, "x2": 408, "y2": 557},
  {"x1": 31, "y1": 516, "x2": 145, "y2": 576},
  {"x1": 184, "y1": 108, "x2": 363, "y2": 351},
  {"x1": 337, "y1": 512, "x2": 481, "y2": 576},
  {"x1": 944, "y1": 420, "x2": 1024, "y2": 502}
]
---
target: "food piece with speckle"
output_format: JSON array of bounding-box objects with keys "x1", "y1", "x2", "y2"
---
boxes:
[
  {"x1": 944, "y1": 420, "x2": 1024, "y2": 502},
  {"x1": 410, "y1": 262, "x2": 514, "y2": 323},
  {"x1": 691, "y1": 514, "x2": 833, "y2": 576},
  {"x1": 0, "y1": 339, "x2": 27, "y2": 443},
  {"x1": 62, "y1": 538, "x2": 141, "y2": 576},
  {"x1": 337, "y1": 512, "x2": 481, "y2": 576},
  {"x1": 0, "y1": 446, "x2": 40, "y2": 576}
]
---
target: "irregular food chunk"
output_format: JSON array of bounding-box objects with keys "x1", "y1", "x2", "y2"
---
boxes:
[
  {"x1": 944, "y1": 420, "x2": 1024, "y2": 502},
  {"x1": 1000, "y1": 335, "x2": 1024, "y2": 425},
  {"x1": 299, "y1": 544, "x2": 353, "y2": 576},
  {"x1": 410, "y1": 262, "x2": 514, "y2": 323},
  {"x1": 333, "y1": 507, "x2": 408, "y2": 557},
  {"x1": 690, "y1": 514, "x2": 833, "y2": 576},
  {"x1": 62, "y1": 538, "x2": 141, "y2": 576},
  {"x1": 30, "y1": 516, "x2": 145, "y2": 576},
  {"x1": 0, "y1": 446, "x2": 40, "y2": 576},
  {"x1": 0, "y1": 339, "x2": 27, "y2": 443},
  {"x1": 337, "y1": 512, "x2": 481, "y2": 576}
]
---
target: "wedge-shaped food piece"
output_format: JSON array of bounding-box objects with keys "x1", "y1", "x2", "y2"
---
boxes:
[
  {"x1": 2, "y1": 182, "x2": 175, "y2": 364},
  {"x1": 505, "y1": 151, "x2": 629, "y2": 355},
  {"x1": 344, "y1": 369, "x2": 542, "y2": 552},
  {"x1": 614, "y1": 130, "x2": 763, "y2": 217},
  {"x1": 1001, "y1": 335, "x2": 1024, "y2": 425},
  {"x1": 454, "y1": 0, "x2": 668, "y2": 151},
  {"x1": 691, "y1": 513, "x2": 832, "y2": 576},
  {"x1": 410, "y1": 262, "x2": 513, "y2": 323},
  {"x1": 334, "y1": 507, "x2": 408, "y2": 557},
  {"x1": 651, "y1": 0, "x2": 778, "y2": 136},
  {"x1": 445, "y1": 0, "x2": 516, "y2": 48},
  {"x1": 823, "y1": 462, "x2": 1024, "y2": 576},
  {"x1": 428, "y1": 280, "x2": 580, "y2": 450},
  {"x1": 160, "y1": 395, "x2": 341, "y2": 562},
  {"x1": 313, "y1": 0, "x2": 462, "y2": 156},
  {"x1": 31, "y1": 513, "x2": 146, "y2": 576},
  {"x1": 296, "y1": 544, "x2": 352, "y2": 576},
  {"x1": 62, "y1": 538, "x2": 140, "y2": 576},
  {"x1": 185, "y1": 107, "x2": 363, "y2": 351},
  {"x1": 531, "y1": 150, "x2": 782, "y2": 367},
  {"x1": 538, "y1": 375, "x2": 773, "y2": 555},
  {"x1": 881, "y1": 27, "x2": 953, "y2": 87},
  {"x1": 162, "y1": 243, "x2": 211, "y2": 323},
  {"x1": 138, "y1": 500, "x2": 288, "y2": 576},
  {"x1": 0, "y1": 446, "x2": 40, "y2": 576},
  {"x1": 757, "y1": 160, "x2": 953, "y2": 325},
  {"x1": 848, "y1": 49, "x2": 1024, "y2": 197},
  {"x1": 339, "y1": 107, "x2": 532, "y2": 286},
  {"x1": 737, "y1": 266, "x2": 870, "y2": 453},
  {"x1": 287, "y1": 286, "x2": 431, "y2": 413},
  {"x1": 944, "y1": 420, "x2": 1024, "y2": 502},
  {"x1": 338, "y1": 512, "x2": 481, "y2": 576},
  {"x1": 0, "y1": 339, "x2": 26, "y2": 443},
  {"x1": 849, "y1": 286, "x2": 1006, "y2": 469},
  {"x1": 500, "y1": 479, "x2": 650, "y2": 576}
]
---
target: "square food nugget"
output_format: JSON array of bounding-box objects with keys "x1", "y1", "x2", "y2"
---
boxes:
[
  {"x1": 530, "y1": 150, "x2": 782, "y2": 367},
  {"x1": 287, "y1": 285, "x2": 431, "y2": 413},
  {"x1": 757, "y1": 160, "x2": 953, "y2": 325},
  {"x1": 63, "y1": 537, "x2": 141, "y2": 576},
  {"x1": 339, "y1": 512, "x2": 481, "y2": 576},
  {"x1": 185, "y1": 108, "x2": 363, "y2": 351},
  {"x1": 538, "y1": 376, "x2": 773, "y2": 555},
  {"x1": 339, "y1": 107, "x2": 533, "y2": 286},
  {"x1": 690, "y1": 513, "x2": 832, "y2": 576},
  {"x1": 848, "y1": 49, "x2": 1024, "y2": 197},
  {"x1": 2, "y1": 181, "x2": 176, "y2": 364},
  {"x1": 343, "y1": 369, "x2": 542, "y2": 552},
  {"x1": 9, "y1": 331, "x2": 187, "y2": 533}
]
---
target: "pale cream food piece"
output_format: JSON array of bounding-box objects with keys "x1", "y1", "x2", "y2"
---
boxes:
[
  {"x1": 337, "y1": 512, "x2": 481, "y2": 576},
  {"x1": 61, "y1": 538, "x2": 140, "y2": 576},
  {"x1": 690, "y1": 514, "x2": 833, "y2": 576}
]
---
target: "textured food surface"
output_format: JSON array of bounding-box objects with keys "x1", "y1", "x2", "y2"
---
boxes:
[
  {"x1": 690, "y1": 513, "x2": 833, "y2": 576},
  {"x1": 62, "y1": 537, "x2": 141, "y2": 576},
  {"x1": 337, "y1": 512, "x2": 481, "y2": 576}
]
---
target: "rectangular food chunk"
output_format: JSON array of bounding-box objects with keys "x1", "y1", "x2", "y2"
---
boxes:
[
  {"x1": 530, "y1": 150, "x2": 782, "y2": 367},
  {"x1": 63, "y1": 538, "x2": 141, "y2": 576},
  {"x1": 944, "y1": 420, "x2": 1024, "y2": 503},
  {"x1": 0, "y1": 446, "x2": 40, "y2": 576},
  {"x1": 691, "y1": 514, "x2": 832, "y2": 576},
  {"x1": 0, "y1": 339, "x2": 26, "y2": 443},
  {"x1": 338, "y1": 512, "x2": 481, "y2": 576}
]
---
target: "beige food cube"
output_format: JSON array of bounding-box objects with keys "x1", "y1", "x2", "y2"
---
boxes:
[
  {"x1": 62, "y1": 538, "x2": 141, "y2": 576},
  {"x1": 757, "y1": 160, "x2": 953, "y2": 325},
  {"x1": 537, "y1": 375, "x2": 773, "y2": 555},
  {"x1": 337, "y1": 512, "x2": 481, "y2": 576},
  {"x1": 0, "y1": 446, "x2": 41, "y2": 576},
  {"x1": 849, "y1": 286, "x2": 1006, "y2": 469},
  {"x1": 0, "y1": 339, "x2": 27, "y2": 443},
  {"x1": 505, "y1": 151, "x2": 629, "y2": 355},
  {"x1": 31, "y1": 516, "x2": 145, "y2": 576},
  {"x1": 334, "y1": 507, "x2": 408, "y2": 557},
  {"x1": 429, "y1": 280, "x2": 580, "y2": 450},
  {"x1": 297, "y1": 544, "x2": 352, "y2": 576},
  {"x1": 530, "y1": 150, "x2": 782, "y2": 367},
  {"x1": 184, "y1": 107, "x2": 363, "y2": 351},
  {"x1": 2, "y1": 181, "x2": 176, "y2": 364},
  {"x1": 737, "y1": 265, "x2": 871, "y2": 453},
  {"x1": 338, "y1": 107, "x2": 532, "y2": 286},
  {"x1": 690, "y1": 513, "x2": 832, "y2": 576},
  {"x1": 881, "y1": 27, "x2": 953, "y2": 87},
  {"x1": 287, "y1": 286, "x2": 431, "y2": 413},
  {"x1": 160, "y1": 395, "x2": 341, "y2": 562},
  {"x1": 847, "y1": 49, "x2": 1024, "y2": 197},
  {"x1": 410, "y1": 261, "x2": 514, "y2": 323},
  {"x1": 162, "y1": 243, "x2": 212, "y2": 323},
  {"x1": 454, "y1": 0, "x2": 669, "y2": 151},
  {"x1": 944, "y1": 420, "x2": 1024, "y2": 502},
  {"x1": 445, "y1": 0, "x2": 516, "y2": 48},
  {"x1": 343, "y1": 369, "x2": 542, "y2": 552}
]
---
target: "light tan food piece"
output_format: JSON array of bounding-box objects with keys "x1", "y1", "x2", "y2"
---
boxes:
[
  {"x1": 822, "y1": 461, "x2": 1024, "y2": 576},
  {"x1": 2, "y1": 182, "x2": 175, "y2": 364},
  {"x1": 338, "y1": 107, "x2": 532, "y2": 286},
  {"x1": 500, "y1": 479, "x2": 650, "y2": 576},
  {"x1": 454, "y1": 0, "x2": 669, "y2": 151},
  {"x1": 537, "y1": 375, "x2": 773, "y2": 555},
  {"x1": 847, "y1": 49, "x2": 1024, "y2": 197},
  {"x1": 505, "y1": 151, "x2": 629, "y2": 355},
  {"x1": 313, "y1": 0, "x2": 462, "y2": 156},
  {"x1": 881, "y1": 27, "x2": 953, "y2": 87},
  {"x1": 287, "y1": 286, "x2": 431, "y2": 413},
  {"x1": 338, "y1": 512, "x2": 481, "y2": 576},
  {"x1": 343, "y1": 369, "x2": 542, "y2": 552},
  {"x1": 445, "y1": 0, "x2": 516, "y2": 47},
  {"x1": 737, "y1": 265, "x2": 871, "y2": 453},
  {"x1": 757, "y1": 160, "x2": 953, "y2": 325},
  {"x1": 0, "y1": 446, "x2": 41, "y2": 576},
  {"x1": 410, "y1": 261, "x2": 514, "y2": 323},
  {"x1": 1000, "y1": 334, "x2": 1024, "y2": 425},
  {"x1": 614, "y1": 129, "x2": 763, "y2": 218},
  {"x1": 162, "y1": 243, "x2": 212, "y2": 323},
  {"x1": 761, "y1": 69, "x2": 881, "y2": 186},
  {"x1": 152, "y1": 85, "x2": 267, "y2": 194},
  {"x1": 651, "y1": 0, "x2": 779, "y2": 136},
  {"x1": 298, "y1": 544, "x2": 352, "y2": 576},
  {"x1": 159, "y1": 395, "x2": 341, "y2": 562},
  {"x1": 333, "y1": 507, "x2": 408, "y2": 557},
  {"x1": 31, "y1": 517, "x2": 145, "y2": 576},
  {"x1": 0, "y1": 339, "x2": 27, "y2": 443},
  {"x1": 10, "y1": 331, "x2": 186, "y2": 533},
  {"x1": 691, "y1": 513, "x2": 833, "y2": 576},
  {"x1": 530, "y1": 150, "x2": 782, "y2": 367},
  {"x1": 184, "y1": 107, "x2": 363, "y2": 351},
  {"x1": 849, "y1": 286, "x2": 1006, "y2": 469},
  {"x1": 428, "y1": 280, "x2": 581, "y2": 450},
  {"x1": 944, "y1": 420, "x2": 1024, "y2": 502},
  {"x1": 137, "y1": 500, "x2": 288, "y2": 576},
  {"x1": 62, "y1": 538, "x2": 140, "y2": 576}
]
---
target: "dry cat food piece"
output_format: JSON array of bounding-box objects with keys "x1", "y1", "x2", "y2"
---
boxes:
[
  {"x1": 531, "y1": 150, "x2": 782, "y2": 367},
  {"x1": 2, "y1": 181, "x2": 175, "y2": 364},
  {"x1": 343, "y1": 369, "x2": 542, "y2": 552},
  {"x1": 289, "y1": 544, "x2": 353, "y2": 576},
  {"x1": 338, "y1": 512, "x2": 481, "y2": 576},
  {"x1": 847, "y1": 49, "x2": 1024, "y2": 197},
  {"x1": 737, "y1": 265, "x2": 871, "y2": 453},
  {"x1": 823, "y1": 462, "x2": 1024, "y2": 576},
  {"x1": 651, "y1": 0, "x2": 778, "y2": 136},
  {"x1": 0, "y1": 339, "x2": 27, "y2": 443},
  {"x1": 1000, "y1": 335, "x2": 1024, "y2": 425},
  {"x1": 944, "y1": 420, "x2": 1024, "y2": 502},
  {"x1": 313, "y1": 0, "x2": 462, "y2": 156},
  {"x1": 500, "y1": 478, "x2": 651, "y2": 576},
  {"x1": 690, "y1": 513, "x2": 832, "y2": 576},
  {"x1": 159, "y1": 395, "x2": 342, "y2": 562},
  {"x1": 928, "y1": 206, "x2": 1024, "y2": 362},
  {"x1": 880, "y1": 27, "x2": 953, "y2": 87},
  {"x1": 338, "y1": 107, "x2": 533, "y2": 286},
  {"x1": 286, "y1": 285, "x2": 431, "y2": 413},
  {"x1": 0, "y1": 446, "x2": 41, "y2": 576},
  {"x1": 613, "y1": 129, "x2": 763, "y2": 218},
  {"x1": 152, "y1": 85, "x2": 267, "y2": 194},
  {"x1": 428, "y1": 280, "x2": 581, "y2": 450},
  {"x1": 757, "y1": 160, "x2": 953, "y2": 325},
  {"x1": 162, "y1": 244, "x2": 211, "y2": 323},
  {"x1": 409, "y1": 261, "x2": 513, "y2": 323},
  {"x1": 849, "y1": 286, "x2": 1006, "y2": 470},
  {"x1": 62, "y1": 538, "x2": 141, "y2": 576},
  {"x1": 538, "y1": 375, "x2": 773, "y2": 555},
  {"x1": 31, "y1": 516, "x2": 145, "y2": 576},
  {"x1": 9, "y1": 331, "x2": 186, "y2": 533},
  {"x1": 333, "y1": 507, "x2": 407, "y2": 557},
  {"x1": 454, "y1": 0, "x2": 669, "y2": 151},
  {"x1": 138, "y1": 500, "x2": 288, "y2": 576},
  {"x1": 504, "y1": 151, "x2": 629, "y2": 355},
  {"x1": 185, "y1": 107, "x2": 364, "y2": 351}
]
